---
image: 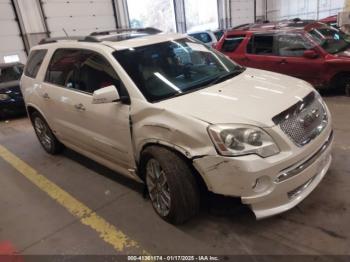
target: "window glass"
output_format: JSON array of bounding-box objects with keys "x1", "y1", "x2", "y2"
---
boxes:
[
  {"x1": 247, "y1": 34, "x2": 274, "y2": 55},
  {"x1": 308, "y1": 27, "x2": 350, "y2": 54},
  {"x1": 189, "y1": 33, "x2": 212, "y2": 43},
  {"x1": 114, "y1": 38, "x2": 243, "y2": 103},
  {"x1": 0, "y1": 64, "x2": 23, "y2": 83},
  {"x1": 276, "y1": 34, "x2": 314, "y2": 57},
  {"x1": 214, "y1": 30, "x2": 224, "y2": 41},
  {"x1": 78, "y1": 51, "x2": 122, "y2": 94},
  {"x1": 127, "y1": 0, "x2": 176, "y2": 32},
  {"x1": 24, "y1": 50, "x2": 47, "y2": 78},
  {"x1": 45, "y1": 49, "x2": 81, "y2": 88},
  {"x1": 185, "y1": 0, "x2": 218, "y2": 32},
  {"x1": 46, "y1": 49, "x2": 124, "y2": 95},
  {"x1": 221, "y1": 36, "x2": 245, "y2": 52}
]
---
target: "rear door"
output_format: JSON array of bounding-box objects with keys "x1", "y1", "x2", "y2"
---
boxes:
[{"x1": 43, "y1": 48, "x2": 135, "y2": 169}]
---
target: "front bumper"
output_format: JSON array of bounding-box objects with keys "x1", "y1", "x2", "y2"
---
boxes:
[{"x1": 193, "y1": 127, "x2": 333, "y2": 219}]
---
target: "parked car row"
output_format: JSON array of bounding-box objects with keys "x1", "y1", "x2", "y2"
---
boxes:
[
  {"x1": 21, "y1": 29, "x2": 333, "y2": 224},
  {"x1": 214, "y1": 20, "x2": 350, "y2": 94},
  {"x1": 1, "y1": 19, "x2": 349, "y2": 121}
]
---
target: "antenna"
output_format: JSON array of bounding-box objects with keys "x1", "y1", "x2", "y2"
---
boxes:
[{"x1": 62, "y1": 28, "x2": 69, "y2": 37}]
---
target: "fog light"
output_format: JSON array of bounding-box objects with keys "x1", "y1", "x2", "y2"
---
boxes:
[{"x1": 252, "y1": 176, "x2": 271, "y2": 193}]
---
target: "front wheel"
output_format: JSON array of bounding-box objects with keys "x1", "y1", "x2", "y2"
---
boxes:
[{"x1": 142, "y1": 146, "x2": 200, "y2": 224}]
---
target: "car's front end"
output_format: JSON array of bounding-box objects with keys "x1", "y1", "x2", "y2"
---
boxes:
[{"x1": 192, "y1": 91, "x2": 332, "y2": 218}]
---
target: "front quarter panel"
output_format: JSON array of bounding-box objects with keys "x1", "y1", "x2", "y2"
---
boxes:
[{"x1": 131, "y1": 99, "x2": 217, "y2": 161}]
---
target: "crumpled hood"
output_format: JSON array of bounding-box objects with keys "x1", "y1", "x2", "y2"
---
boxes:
[{"x1": 158, "y1": 68, "x2": 313, "y2": 127}]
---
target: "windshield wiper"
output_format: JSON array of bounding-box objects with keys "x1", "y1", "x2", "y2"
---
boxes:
[{"x1": 207, "y1": 68, "x2": 246, "y2": 86}]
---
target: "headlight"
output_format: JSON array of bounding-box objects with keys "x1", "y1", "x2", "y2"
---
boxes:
[
  {"x1": 208, "y1": 124, "x2": 280, "y2": 157},
  {"x1": 0, "y1": 94, "x2": 10, "y2": 101}
]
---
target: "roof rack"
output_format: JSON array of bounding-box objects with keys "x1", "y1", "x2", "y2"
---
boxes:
[
  {"x1": 38, "y1": 27, "x2": 162, "y2": 45},
  {"x1": 39, "y1": 36, "x2": 100, "y2": 45},
  {"x1": 90, "y1": 27, "x2": 162, "y2": 36}
]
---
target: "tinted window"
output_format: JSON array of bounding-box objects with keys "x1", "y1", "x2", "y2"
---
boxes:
[
  {"x1": 46, "y1": 49, "x2": 124, "y2": 95},
  {"x1": 78, "y1": 50, "x2": 123, "y2": 94},
  {"x1": 308, "y1": 27, "x2": 350, "y2": 54},
  {"x1": 190, "y1": 33, "x2": 212, "y2": 43},
  {"x1": 214, "y1": 30, "x2": 224, "y2": 40},
  {"x1": 24, "y1": 50, "x2": 47, "y2": 78},
  {"x1": 45, "y1": 49, "x2": 80, "y2": 88},
  {"x1": 221, "y1": 36, "x2": 245, "y2": 52},
  {"x1": 247, "y1": 34, "x2": 274, "y2": 55},
  {"x1": 0, "y1": 64, "x2": 23, "y2": 83},
  {"x1": 277, "y1": 34, "x2": 313, "y2": 57}
]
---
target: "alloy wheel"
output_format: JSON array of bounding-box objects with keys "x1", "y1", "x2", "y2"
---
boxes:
[
  {"x1": 34, "y1": 117, "x2": 52, "y2": 151},
  {"x1": 146, "y1": 158, "x2": 171, "y2": 217}
]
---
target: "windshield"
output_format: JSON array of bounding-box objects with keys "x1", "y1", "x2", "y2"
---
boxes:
[
  {"x1": 113, "y1": 38, "x2": 243, "y2": 102},
  {"x1": 0, "y1": 64, "x2": 23, "y2": 83},
  {"x1": 308, "y1": 27, "x2": 350, "y2": 54}
]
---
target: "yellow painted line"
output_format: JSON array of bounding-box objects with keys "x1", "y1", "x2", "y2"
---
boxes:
[{"x1": 0, "y1": 145, "x2": 148, "y2": 254}]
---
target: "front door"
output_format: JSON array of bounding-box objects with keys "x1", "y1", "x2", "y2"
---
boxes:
[{"x1": 274, "y1": 32, "x2": 325, "y2": 87}]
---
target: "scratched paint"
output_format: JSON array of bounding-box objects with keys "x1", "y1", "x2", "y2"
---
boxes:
[{"x1": 0, "y1": 145, "x2": 148, "y2": 254}]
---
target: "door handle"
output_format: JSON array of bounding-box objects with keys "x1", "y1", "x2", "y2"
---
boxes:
[
  {"x1": 74, "y1": 103, "x2": 86, "y2": 111},
  {"x1": 240, "y1": 57, "x2": 250, "y2": 62},
  {"x1": 42, "y1": 93, "x2": 50, "y2": 100},
  {"x1": 279, "y1": 59, "x2": 287, "y2": 65}
]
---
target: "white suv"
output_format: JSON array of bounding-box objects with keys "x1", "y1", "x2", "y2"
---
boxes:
[{"x1": 21, "y1": 28, "x2": 333, "y2": 224}]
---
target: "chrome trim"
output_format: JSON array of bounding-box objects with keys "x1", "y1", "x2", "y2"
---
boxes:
[
  {"x1": 288, "y1": 177, "x2": 315, "y2": 200},
  {"x1": 276, "y1": 131, "x2": 333, "y2": 183}
]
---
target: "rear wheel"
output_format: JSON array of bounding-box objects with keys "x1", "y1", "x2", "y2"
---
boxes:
[
  {"x1": 31, "y1": 112, "x2": 63, "y2": 154},
  {"x1": 141, "y1": 146, "x2": 200, "y2": 224}
]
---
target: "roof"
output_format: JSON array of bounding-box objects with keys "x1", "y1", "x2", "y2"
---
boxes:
[
  {"x1": 37, "y1": 28, "x2": 186, "y2": 51},
  {"x1": 227, "y1": 20, "x2": 327, "y2": 35}
]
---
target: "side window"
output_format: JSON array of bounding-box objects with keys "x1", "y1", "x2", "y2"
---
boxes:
[
  {"x1": 276, "y1": 34, "x2": 313, "y2": 57},
  {"x1": 78, "y1": 50, "x2": 124, "y2": 94},
  {"x1": 45, "y1": 49, "x2": 80, "y2": 88},
  {"x1": 46, "y1": 49, "x2": 126, "y2": 96},
  {"x1": 24, "y1": 50, "x2": 47, "y2": 78},
  {"x1": 221, "y1": 35, "x2": 245, "y2": 52},
  {"x1": 190, "y1": 33, "x2": 212, "y2": 43},
  {"x1": 247, "y1": 34, "x2": 274, "y2": 55}
]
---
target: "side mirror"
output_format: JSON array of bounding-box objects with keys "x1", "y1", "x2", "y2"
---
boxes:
[
  {"x1": 303, "y1": 50, "x2": 319, "y2": 59},
  {"x1": 92, "y1": 85, "x2": 120, "y2": 104}
]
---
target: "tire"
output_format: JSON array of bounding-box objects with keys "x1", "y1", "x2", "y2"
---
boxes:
[
  {"x1": 334, "y1": 74, "x2": 350, "y2": 96},
  {"x1": 141, "y1": 146, "x2": 200, "y2": 224},
  {"x1": 31, "y1": 112, "x2": 64, "y2": 154}
]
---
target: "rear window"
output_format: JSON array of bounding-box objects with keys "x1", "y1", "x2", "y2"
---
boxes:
[
  {"x1": 24, "y1": 49, "x2": 47, "y2": 78},
  {"x1": 221, "y1": 35, "x2": 245, "y2": 52},
  {"x1": 190, "y1": 33, "x2": 212, "y2": 43}
]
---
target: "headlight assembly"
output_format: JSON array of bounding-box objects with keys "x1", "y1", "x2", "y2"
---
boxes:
[
  {"x1": 0, "y1": 94, "x2": 10, "y2": 101},
  {"x1": 208, "y1": 124, "x2": 280, "y2": 158}
]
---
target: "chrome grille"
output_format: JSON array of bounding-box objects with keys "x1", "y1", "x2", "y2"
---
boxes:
[{"x1": 273, "y1": 92, "x2": 328, "y2": 147}]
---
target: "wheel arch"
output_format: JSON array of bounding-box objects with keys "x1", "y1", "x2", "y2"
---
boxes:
[
  {"x1": 26, "y1": 104, "x2": 48, "y2": 123},
  {"x1": 138, "y1": 142, "x2": 209, "y2": 192},
  {"x1": 330, "y1": 71, "x2": 350, "y2": 88}
]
